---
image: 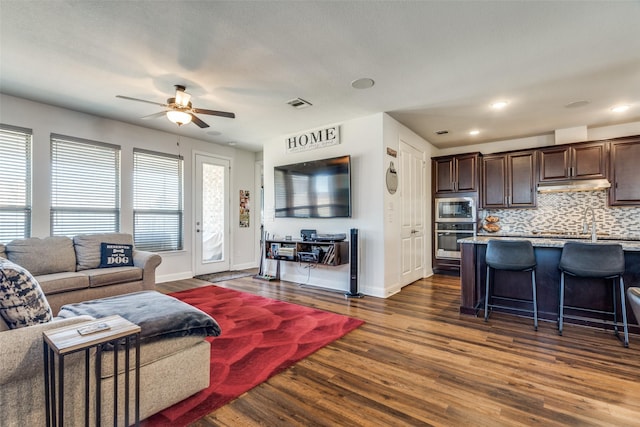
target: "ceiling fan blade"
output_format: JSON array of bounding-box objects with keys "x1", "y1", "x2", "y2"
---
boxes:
[
  {"x1": 140, "y1": 111, "x2": 167, "y2": 120},
  {"x1": 192, "y1": 108, "x2": 235, "y2": 119},
  {"x1": 190, "y1": 114, "x2": 210, "y2": 128},
  {"x1": 116, "y1": 95, "x2": 168, "y2": 107}
]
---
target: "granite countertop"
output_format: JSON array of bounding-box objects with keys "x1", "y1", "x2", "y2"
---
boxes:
[{"x1": 459, "y1": 235, "x2": 640, "y2": 251}]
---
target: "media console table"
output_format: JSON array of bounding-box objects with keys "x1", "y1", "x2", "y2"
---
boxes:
[{"x1": 264, "y1": 239, "x2": 349, "y2": 280}]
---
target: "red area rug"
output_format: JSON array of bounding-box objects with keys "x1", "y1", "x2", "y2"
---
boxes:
[{"x1": 143, "y1": 285, "x2": 364, "y2": 426}]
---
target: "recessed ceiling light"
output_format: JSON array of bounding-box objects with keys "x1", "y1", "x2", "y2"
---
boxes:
[
  {"x1": 228, "y1": 141, "x2": 237, "y2": 146},
  {"x1": 565, "y1": 100, "x2": 590, "y2": 109},
  {"x1": 469, "y1": 130, "x2": 480, "y2": 136},
  {"x1": 611, "y1": 104, "x2": 630, "y2": 113},
  {"x1": 351, "y1": 77, "x2": 375, "y2": 89},
  {"x1": 490, "y1": 101, "x2": 509, "y2": 110}
]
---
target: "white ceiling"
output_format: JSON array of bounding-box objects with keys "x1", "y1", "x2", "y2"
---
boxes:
[{"x1": 1, "y1": 1, "x2": 639, "y2": 152}]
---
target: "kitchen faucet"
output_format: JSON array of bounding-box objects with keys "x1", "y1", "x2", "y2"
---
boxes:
[{"x1": 582, "y1": 207, "x2": 597, "y2": 242}]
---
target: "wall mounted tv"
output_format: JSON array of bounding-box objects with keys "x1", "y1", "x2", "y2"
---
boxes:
[{"x1": 274, "y1": 155, "x2": 351, "y2": 218}]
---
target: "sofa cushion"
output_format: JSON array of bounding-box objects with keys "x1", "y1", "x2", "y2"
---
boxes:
[
  {"x1": 74, "y1": 233, "x2": 133, "y2": 271},
  {"x1": 6, "y1": 237, "x2": 75, "y2": 276},
  {"x1": 37, "y1": 272, "x2": 90, "y2": 295},
  {"x1": 82, "y1": 267, "x2": 142, "y2": 287},
  {"x1": 0, "y1": 243, "x2": 6, "y2": 259},
  {"x1": 99, "y1": 243, "x2": 134, "y2": 268},
  {"x1": 0, "y1": 258, "x2": 53, "y2": 329}
]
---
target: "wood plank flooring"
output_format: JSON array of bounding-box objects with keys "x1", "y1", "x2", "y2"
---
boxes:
[{"x1": 156, "y1": 274, "x2": 640, "y2": 427}]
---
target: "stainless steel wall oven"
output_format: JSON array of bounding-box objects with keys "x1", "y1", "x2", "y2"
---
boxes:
[{"x1": 434, "y1": 197, "x2": 476, "y2": 259}]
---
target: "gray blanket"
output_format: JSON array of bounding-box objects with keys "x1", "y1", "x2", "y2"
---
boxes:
[{"x1": 58, "y1": 290, "x2": 221, "y2": 343}]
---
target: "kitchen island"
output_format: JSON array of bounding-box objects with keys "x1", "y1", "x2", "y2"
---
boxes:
[{"x1": 459, "y1": 235, "x2": 640, "y2": 333}]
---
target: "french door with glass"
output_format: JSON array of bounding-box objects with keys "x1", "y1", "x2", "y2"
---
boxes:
[{"x1": 194, "y1": 154, "x2": 230, "y2": 275}]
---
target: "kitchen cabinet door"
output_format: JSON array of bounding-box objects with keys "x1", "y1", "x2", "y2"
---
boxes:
[
  {"x1": 572, "y1": 142, "x2": 607, "y2": 179},
  {"x1": 455, "y1": 153, "x2": 478, "y2": 192},
  {"x1": 509, "y1": 151, "x2": 536, "y2": 207},
  {"x1": 482, "y1": 155, "x2": 507, "y2": 208},
  {"x1": 434, "y1": 157, "x2": 455, "y2": 193},
  {"x1": 609, "y1": 137, "x2": 640, "y2": 206}
]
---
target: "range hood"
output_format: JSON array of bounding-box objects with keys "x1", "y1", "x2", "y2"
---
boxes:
[{"x1": 537, "y1": 178, "x2": 611, "y2": 193}]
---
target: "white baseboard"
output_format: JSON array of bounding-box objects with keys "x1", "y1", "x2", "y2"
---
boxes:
[
  {"x1": 157, "y1": 271, "x2": 193, "y2": 283},
  {"x1": 231, "y1": 261, "x2": 259, "y2": 271}
]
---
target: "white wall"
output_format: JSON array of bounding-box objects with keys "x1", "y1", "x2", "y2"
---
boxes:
[
  {"x1": 0, "y1": 94, "x2": 259, "y2": 282},
  {"x1": 381, "y1": 114, "x2": 437, "y2": 296},
  {"x1": 262, "y1": 113, "x2": 436, "y2": 298},
  {"x1": 263, "y1": 114, "x2": 386, "y2": 296}
]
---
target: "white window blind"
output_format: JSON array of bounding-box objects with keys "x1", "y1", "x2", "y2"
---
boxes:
[
  {"x1": 133, "y1": 149, "x2": 183, "y2": 251},
  {"x1": 0, "y1": 124, "x2": 32, "y2": 243},
  {"x1": 50, "y1": 134, "x2": 120, "y2": 236}
]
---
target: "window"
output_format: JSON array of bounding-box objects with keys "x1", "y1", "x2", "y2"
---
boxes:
[
  {"x1": 50, "y1": 134, "x2": 120, "y2": 236},
  {"x1": 0, "y1": 125, "x2": 32, "y2": 243},
  {"x1": 133, "y1": 149, "x2": 183, "y2": 251}
]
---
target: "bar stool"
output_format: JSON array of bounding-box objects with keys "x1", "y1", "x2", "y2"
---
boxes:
[
  {"x1": 558, "y1": 242, "x2": 628, "y2": 347},
  {"x1": 484, "y1": 239, "x2": 538, "y2": 330}
]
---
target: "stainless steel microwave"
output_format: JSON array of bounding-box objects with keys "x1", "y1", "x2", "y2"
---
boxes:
[{"x1": 435, "y1": 197, "x2": 476, "y2": 223}]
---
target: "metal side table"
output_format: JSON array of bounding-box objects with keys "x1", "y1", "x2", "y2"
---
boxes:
[{"x1": 43, "y1": 315, "x2": 141, "y2": 427}]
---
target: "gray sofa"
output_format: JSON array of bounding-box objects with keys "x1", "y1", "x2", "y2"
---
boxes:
[
  {"x1": 0, "y1": 233, "x2": 162, "y2": 315},
  {"x1": 0, "y1": 233, "x2": 214, "y2": 426}
]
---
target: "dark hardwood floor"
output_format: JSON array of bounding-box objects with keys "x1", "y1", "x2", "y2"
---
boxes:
[{"x1": 157, "y1": 274, "x2": 640, "y2": 426}]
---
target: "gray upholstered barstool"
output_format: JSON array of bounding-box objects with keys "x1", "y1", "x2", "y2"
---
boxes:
[
  {"x1": 558, "y1": 242, "x2": 628, "y2": 347},
  {"x1": 484, "y1": 239, "x2": 538, "y2": 330}
]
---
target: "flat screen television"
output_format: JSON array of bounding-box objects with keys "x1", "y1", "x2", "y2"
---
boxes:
[{"x1": 274, "y1": 155, "x2": 351, "y2": 218}]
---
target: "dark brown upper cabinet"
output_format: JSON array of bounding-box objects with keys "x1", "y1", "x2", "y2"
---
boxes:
[
  {"x1": 433, "y1": 152, "x2": 480, "y2": 194},
  {"x1": 538, "y1": 141, "x2": 607, "y2": 182},
  {"x1": 482, "y1": 150, "x2": 536, "y2": 209},
  {"x1": 609, "y1": 136, "x2": 640, "y2": 206}
]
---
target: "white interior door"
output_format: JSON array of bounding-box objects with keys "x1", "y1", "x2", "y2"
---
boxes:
[
  {"x1": 400, "y1": 140, "x2": 426, "y2": 286},
  {"x1": 194, "y1": 154, "x2": 230, "y2": 275}
]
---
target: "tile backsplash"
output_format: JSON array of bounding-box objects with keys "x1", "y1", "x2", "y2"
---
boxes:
[{"x1": 480, "y1": 191, "x2": 640, "y2": 238}]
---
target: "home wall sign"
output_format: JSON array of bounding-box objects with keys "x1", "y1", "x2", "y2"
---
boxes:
[{"x1": 286, "y1": 126, "x2": 340, "y2": 153}]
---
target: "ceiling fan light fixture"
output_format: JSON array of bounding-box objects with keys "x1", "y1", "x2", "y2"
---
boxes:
[
  {"x1": 167, "y1": 110, "x2": 192, "y2": 126},
  {"x1": 175, "y1": 89, "x2": 191, "y2": 107}
]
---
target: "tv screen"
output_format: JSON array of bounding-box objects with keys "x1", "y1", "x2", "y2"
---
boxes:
[{"x1": 274, "y1": 155, "x2": 351, "y2": 218}]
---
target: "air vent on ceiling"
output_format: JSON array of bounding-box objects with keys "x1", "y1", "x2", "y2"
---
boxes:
[
  {"x1": 287, "y1": 98, "x2": 313, "y2": 109},
  {"x1": 435, "y1": 130, "x2": 449, "y2": 135}
]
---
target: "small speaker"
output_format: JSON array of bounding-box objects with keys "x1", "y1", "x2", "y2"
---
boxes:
[{"x1": 346, "y1": 228, "x2": 363, "y2": 298}]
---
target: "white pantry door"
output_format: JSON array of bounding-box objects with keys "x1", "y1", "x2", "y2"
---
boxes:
[
  {"x1": 399, "y1": 140, "x2": 426, "y2": 286},
  {"x1": 194, "y1": 154, "x2": 230, "y2": 275}
]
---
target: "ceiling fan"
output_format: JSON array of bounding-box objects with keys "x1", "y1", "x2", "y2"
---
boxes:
[{"x1": 116, "y1": 85, "x2": 235, "y2": 128}]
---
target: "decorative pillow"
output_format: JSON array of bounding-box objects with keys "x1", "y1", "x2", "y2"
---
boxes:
[
  {"x1": 74, "y1": 233, "x2": 133, "y2": 270},
  {"x1": 0, "y1": 258, "x2": 53, "y2": 329},
  {"x1": 99, "y1": 243, "x2": 134, "y2": 268}
]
